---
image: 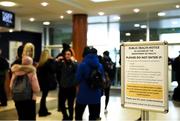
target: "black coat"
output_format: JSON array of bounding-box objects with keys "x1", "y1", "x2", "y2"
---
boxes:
[
  {"x1": 37, "y1": 59, "x2": 57, "y2": 91},
  {"x1": 0, "y1": 57, "x2": 9, "y2": 85},
  {"x1": 173, "y1": 55, "x2": 180, "y2": 82},
  {"x1": 56, "y1": 60, "x2": 78, "y2": 88}
]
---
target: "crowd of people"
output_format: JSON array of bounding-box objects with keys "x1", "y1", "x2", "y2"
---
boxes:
[
  {"x1": 0, "y1": 42, "x2": 116, "y2": 121},
  {"x1": 1, "y1": 42, "x2": 180, "y2": 121}
]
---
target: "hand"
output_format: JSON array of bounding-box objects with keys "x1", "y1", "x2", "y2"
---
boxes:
[
  {"x1": 71, "y1": 56, "x2": 75, "y2": 61},
  {"x1": 56, "y1": 56, "x2": 64, "y2": 62}
]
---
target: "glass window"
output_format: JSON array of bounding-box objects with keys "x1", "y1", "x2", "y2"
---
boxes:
[
  {"x1": 88, "y1": 16, "x2": 108, "y2": 23},
  {"x1": 87, "y1": 17, "x2": 121, "y2": 87},
  {"x1": 87, "y1": 18, "x2": 120, "y2": 63},
  {"x1": 87, "y1": 23, "x2": 108, "y2": 48},
  {"x1": 160, "y1": 33, "x2": 180, "y2": 58}
]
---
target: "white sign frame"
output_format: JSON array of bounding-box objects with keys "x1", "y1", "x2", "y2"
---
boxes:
[{"x1": 121, "y1": 41, "x2": 168, "y2": 113}]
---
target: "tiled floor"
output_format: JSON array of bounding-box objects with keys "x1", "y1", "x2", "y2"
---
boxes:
[{"x1": 0, "y1": 89, "x2": 180, "y2": 121}]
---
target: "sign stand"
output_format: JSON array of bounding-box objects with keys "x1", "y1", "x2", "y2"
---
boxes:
[
  {"x1": 121, "y1": 41, "x2": 168, "y2": 120},
  {"x1": 141, "y1": 110, "x2": 149, "y2": 121}
]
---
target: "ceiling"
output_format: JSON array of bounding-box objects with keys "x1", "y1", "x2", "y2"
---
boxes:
[{"x1": 0, "y1": 0, "x2": 180, "y2": 24}]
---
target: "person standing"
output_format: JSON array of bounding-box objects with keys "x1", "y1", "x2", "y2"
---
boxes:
[
  {"x1": 56, "y1": 43, "x2": 71, "y2": 111},
  {"x1": 37, "y1": 49, "x2": 57, "y2": 116},
  {"x1": 75, "y1": 47, "x2": 104, "y2": 120},
  {"x1": 0, "y1": 49, "x2": 9, "y2": 106},
  {"x1": 172, "y1": 51, "x2": 180, "y2": 101},
  {"x1": 11, "y1": 45, "x2": 24, "y2": 66},
  {"x1": 102, "y1": 51, "x2": 116, "y2": 113},
  {"x1": 56, "y1": 49, "x2": 78, "y2": 120},
  {"x1": 10, "y1": 56, "x2": 40, "y2": 120}
]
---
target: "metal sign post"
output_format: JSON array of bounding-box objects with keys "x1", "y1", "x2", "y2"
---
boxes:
[
  {"x1": 121, "y1": 41, "x2": 168, "y2": 120},
  {"x1": 141, "y1": 110, "x2": 149, "y2": 121}
]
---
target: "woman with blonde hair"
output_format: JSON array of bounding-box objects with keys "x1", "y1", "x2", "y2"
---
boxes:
[
  {"x1": 21, "y1": 42, "x2": 38, "y2": 67},
  {"x1": 37, "y1": 49, "x2": 57, "y2": 116},
  {"x1": 22, "y1": 43, "x2": 35, "y2": 59}
]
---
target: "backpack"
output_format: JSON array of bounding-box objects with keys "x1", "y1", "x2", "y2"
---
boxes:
[
  {"x1": 12, "y1": 74, "x2": 32, "y2": 101},
  {"x1": 87, "y1": 67, "x2": 104, "y2": 89},
  {"x1": 103, "y1": 59, "x2": 116, "y2": 81}
]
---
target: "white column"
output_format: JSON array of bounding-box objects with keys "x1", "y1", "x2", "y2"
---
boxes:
[
  {"x1": 146, "y1": 21, "x2": 150, "y2": 41},
  {"x1": 146, "y1": 14, "x2": 150, "y2": 42},
  {"x1": 45, "y1": 27, "x2": 50, "y2": 46}
]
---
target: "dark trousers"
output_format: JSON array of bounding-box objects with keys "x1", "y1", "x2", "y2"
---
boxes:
[
  {"x1": 15, "y1": 100, "x2": 36, "y2": 121},
  {"x1": 104, "y1": 87, "x2": 110, "y2": 109},
  {"x1": 0, "y1": 82, "x2": 7, "y2": 105},
  {"x1": 59, "y1": 86, "x2": 76, "y2": 120},
  {"x1": 58, "y1": 87, "x2": 61, "y2": 111},
  {"x1": 75, "y1": 102, "x2": 100, "y2": 120},
  {"x1": 39, "y1": 90, "x2": 49, "y2": 114}
]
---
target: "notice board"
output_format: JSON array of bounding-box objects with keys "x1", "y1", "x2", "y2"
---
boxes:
[{"x1": 121, "y1": 41, "x2": 168, "y2": 112}]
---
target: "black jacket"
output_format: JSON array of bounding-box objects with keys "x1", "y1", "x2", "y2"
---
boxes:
[
  {"x1": 0, "y1": 57, "x2": 9, "y2": 83},
  {"x1": 56, "y1": 60, "x2": 78, "y2": 88},
  {"x1": 37, "y1": 59, "x2": 57, "y2": 91}
]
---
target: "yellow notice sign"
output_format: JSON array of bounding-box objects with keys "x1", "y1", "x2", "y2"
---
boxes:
[{"x1": 126, "y1": 84, "x2": 163, "y2": 99}]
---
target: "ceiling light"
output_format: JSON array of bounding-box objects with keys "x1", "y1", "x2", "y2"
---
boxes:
[
  {"x1": 90, "y1": 0, "x2": 113, "y2": 2},
  {"x1": 66, "y1": 10, "x2": 73, "y2": 14},
  {"x1": 98, "y1": 12, "x2": 105, "y2": 16},
  {"x1": 41, "y1": 2, "x2": 48, "y2": 7},
  {"x1": 43, "y1": 21, "x2": 50, "y2": 25},
  {"x1": 0, "y1": 1, "x2": 16, "y2": 7},
  {"x1": 60, "y1": 15, "x2": 64, "y2": 19},
  {"x1": 140, "y1": 25, "x2": 147, "y2": 29},
  {"x1": 113, "y1": 16, "x2": 121, "y2": 20},
  {"x1": 133, "y1": 8, "x2": 140, "y2": 13},
  {"x1": 176, "y1": 5, "x2": 180, "y2": 8},
  {"x1": 134, "y1": 24, "x2": 140, "y2": 27},
  {"x1": 9, "y1": 29, "x2": 13, "y2": 32},
  {"x1": 158, "y1": 12, "x2": 166, "y2": 16},
  {"x1": 29, "y1": 18, "x2": 35, "y2": 22},
  {"x1": 125, "y1": 33, "x2": 131, "y2": 36}
]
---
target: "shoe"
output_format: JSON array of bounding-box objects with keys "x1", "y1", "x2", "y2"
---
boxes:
[
  {"x1": 39, "y1": 112, "x2": 51, "y2": 117},
  {"x1": 96, "y1": 117, "x2": 101, "y2": 120},
  {"x1": 46, "y1": 112, "x2": 51, "y2": 115},
  {"x1": 63, "y1": 116, "x2": 69, "y2": 121},
  {"x1": 136, "y1": 117, "x2": 141, "y2": 121}
]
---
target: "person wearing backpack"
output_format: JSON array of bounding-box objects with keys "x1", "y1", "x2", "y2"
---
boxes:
[
  {"x1": 10, "y1": 56, "x2": 40, "y2": 121},
  {"x1": 102, "y1": 51, "x2": 116, "y2": 113},
  {"x1": 75, "y1": 47, "x2": 104, "y2": 120}
]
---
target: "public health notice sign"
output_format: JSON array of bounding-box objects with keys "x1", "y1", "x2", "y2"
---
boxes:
[{"x1": 121, "y1": 41, "x2": 168, "y2": 112}]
